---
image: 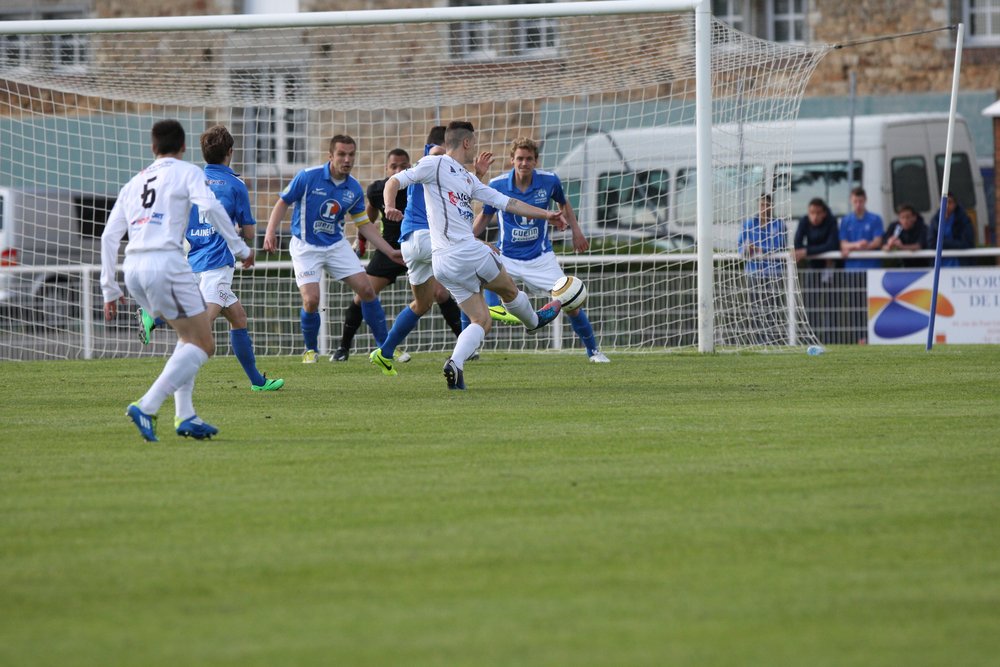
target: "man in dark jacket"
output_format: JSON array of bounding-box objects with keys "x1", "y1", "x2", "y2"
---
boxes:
[{"x1": 928, "y1": 192, "x2": 975, "y2": 267}]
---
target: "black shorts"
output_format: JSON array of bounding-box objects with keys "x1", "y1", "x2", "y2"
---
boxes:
[{"x1": 366, "y1": 249, "x2": 407, "y2": 282}]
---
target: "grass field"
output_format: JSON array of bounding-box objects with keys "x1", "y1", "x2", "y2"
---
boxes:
[{"x1": 1, "y1": 347, "x2": 999, "y2": 666}]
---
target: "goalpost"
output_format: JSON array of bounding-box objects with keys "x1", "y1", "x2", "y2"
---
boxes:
[{"x1": 0, "y1": 0, "x2": 828, "y2": 360}]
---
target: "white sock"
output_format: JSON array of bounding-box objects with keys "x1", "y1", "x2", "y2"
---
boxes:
[
  {"x1": 174, "y1": 378, "x2": 195, "y2": 422},
  {"x1": 452, "y1": 323, "x2": 485, "y2": 369},
  {"x1": 138, "y1": 342, "x2": 208, "y2": 415},
  {"x1": 502, "y1": 291, "x2": 538, "y2": 328}
]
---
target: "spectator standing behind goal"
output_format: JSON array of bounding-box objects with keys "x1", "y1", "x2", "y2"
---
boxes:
[
  {"x1": 928, "y1": 192, "x2": 975, "y2": 267},
  {"x1": 101, "y1": 119, "x2": 253, "y2": 442},
  {"x1": 375, "y1": 121, "x2": 567, "y2": 390},
  {"x1": 330, "y1": 147, "x2": 464, "y2": 362},
  {"x1": 263, "y1": 135, "x2": 398, "y2": 363},
  {"x1": 793, "y1": 197, "x2": 840, "y2": 343},
  {"x1": 738, "y1": 193, "x2": 788, "y2": 344},
  {"x1": 135, "y1": 124, "x2": 284, "y2": 392},
  {"x1": 839, "y1": 187, "x2": 884, "y2": 344},
  {"x1": 473, "y1": 137, "x2": 609, "y2": 363},
  {"x1": 883, "y1": 203, "x2": 929, "y2": 268}
]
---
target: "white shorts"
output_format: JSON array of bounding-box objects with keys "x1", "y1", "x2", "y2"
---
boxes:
[
  {"x1": 196, "y1": 266, "x2": 238, "y2": 308},
  {"x1": 289, "y1": 236, "x2": 365, "y2": 286},
  {"x1": 432, "y1": 239, "x2": 503, "y2": 304},
  {"x1": 500, "y1": 251, "x2": 566, "y2": 296},
  {"x1": 124, "y1": 251, "x2": 206, "y2": 321},
  {"x1": 400, "y1": 229, "x2": 434, "y2": 286}
]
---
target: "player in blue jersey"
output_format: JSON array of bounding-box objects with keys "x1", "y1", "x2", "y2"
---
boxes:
[
  {"x1": 135, "y1": 125, "x2": 284, "y2": 392},
  {"x1": 263, "y1": 135, "x2": 397, "y2": 363},
  {"x1": 330, "y1": 146, "x2": 464, "y2": 362},
  {"x1": 473, "y1": 137, "x2": 609, "y2": 363}
]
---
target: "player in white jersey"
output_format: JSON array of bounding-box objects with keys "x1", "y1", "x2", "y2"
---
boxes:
[
  {"x1": 101, "y1": 120, "x2": 253, "y2": 442},
  {"x1": 380, "y1": 121, "x2": 566, "y2": 390}
]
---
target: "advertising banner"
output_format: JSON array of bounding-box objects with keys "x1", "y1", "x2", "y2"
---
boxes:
[{"x1": 868, "y1": 268, "x2": 1000, "y2": 344}]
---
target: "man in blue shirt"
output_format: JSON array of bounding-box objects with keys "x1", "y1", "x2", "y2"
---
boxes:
[
  {"x1": 136, "y1": 125, "x2": 283, "y2": 392},
  {"x1": 473, "y1": 137, "x2": 608, "y2": 362},
  {"x1": 738, "y1": 193, "x2": 789, "y2": 344},
  {"x1": 839, "y1": 186, "x2": 884, "y2": 344},
  {"x1": 839, "y1": 187, "x2": 884, "y2": 270},
  {"x1": 263, "y1": 135, "x2": 397, "y2": 363}
]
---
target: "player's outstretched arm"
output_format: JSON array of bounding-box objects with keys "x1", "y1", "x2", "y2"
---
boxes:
[
  {"x1": 473, "y1": 151, "x2": 495, "y2": 180},
  {"x1": 358, "y1": 221, "x2": 404, "y2": 265},
  {"x1": 473, "y1": 211, "x2": 494, "y2": 239},
  {"x1": 383, "y1": 176, "x2": 404, "y2": 222},
  {"x1": 505, "y1": 198, "x2": 567, "y2": 231},
  {"x1": 264, "y1": 199, "x2": 289, "y2": 253},
  {"x1": 562, "y1": 201, "x2": 588, "y2": 252}
]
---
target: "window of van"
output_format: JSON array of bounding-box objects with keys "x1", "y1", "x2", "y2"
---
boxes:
[
  {"x1": 891, "y1": 156, "x2": 931, "y2": 212},
  {"x1": 675, "y1": 166, "x2": 766, "y2": 226},
  {"x1": 75, "y1": 195, "x2": 116, "y2": 239},
  {"x1": 563, "y1": 179, "x2": 581, "y2": 214},
  {"x1": 774, "y1": 162, "x2": 862, "y2": 218},
  {"x1": 596, "y1": 170, "x2": 669, "y2": 229},
  {"x1": 934, "y1": 152, "x2": 976, "y2": 209}
]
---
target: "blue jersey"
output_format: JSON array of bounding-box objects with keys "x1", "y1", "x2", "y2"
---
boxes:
[
  {"x1": 399, "y1": 143, "x2": 437, "y2": 243},
  {"x1": 738, "y1": 217, "x2": 788, "y2": 276},
  {"x1": 482, "y1": 169, "x2": 565, "y2": 260},
  {"x1": 280, "y1": 162, "x2": 366, "y2": 246},
  {"x1": 840, "y1": 210, "x2": 884, "y2": 270},
  {"x1": 187, "y1": 163, "x2": 255, "y2": 273}
]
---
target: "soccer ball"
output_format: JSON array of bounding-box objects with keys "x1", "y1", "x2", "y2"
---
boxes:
[{"x1": 551, "y1": 275, "x2": 587, "y2": 311}]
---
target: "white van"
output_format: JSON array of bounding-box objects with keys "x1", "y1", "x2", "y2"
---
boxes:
[
  {"x1": 548, "y1": 113, "x2": 989, "y2": 249},
  {"x1": 0, "y1": 187, "x2": 116, "y2": 322}
]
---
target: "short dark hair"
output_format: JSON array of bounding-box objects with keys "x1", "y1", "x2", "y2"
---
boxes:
[
  {"x1": 426, "y1": 126, "x2": 446, "y2": 146},
  {"x1": 807, "y1": 197, "x2": 828, "y2": 210},
  {"x1": 329, "y1": 134, "x2": 356, "y2": 152},
  {"x1": 387, "y1": 148, "x2": 409, "y2": 161},
  {"x1": 151, "y1": 119, "x2": 185, "y2": 156},
  {"x1": 200, "y1": 125, "x2": 234, "y2": 165},
  {"x1": 897, "y1": 203, "x2": 918, "y2": 216},
  {"x1": 444, "y1": 121, "x2": 475, "y2": 149},
  {"x1": 851, "y1": 186, "x2": 867, "y2": 198}
]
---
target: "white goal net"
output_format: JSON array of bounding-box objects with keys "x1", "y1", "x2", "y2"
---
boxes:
[{"x1": 0, "y1": 2, "x2": 829, "y2": 360}]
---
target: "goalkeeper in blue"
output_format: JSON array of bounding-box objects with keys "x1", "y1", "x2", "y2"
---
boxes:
[
  {"x1": 136, "y1": 125, "x2": 284, "y2": 392},
  {"x1": 474, "y1": 137, "x2": 608, "y2": 363}
]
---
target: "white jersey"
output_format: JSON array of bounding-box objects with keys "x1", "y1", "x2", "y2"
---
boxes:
[
  {"x1": 393, "y1": 154, "x2": 510, "y2": 253},
  {"x1": 100, "y1": 157, "x2": 250, "y2": 303}
]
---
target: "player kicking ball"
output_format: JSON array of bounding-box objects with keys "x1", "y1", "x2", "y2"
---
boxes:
[
  {"x1": 135, "y1": 125, "x2": 283, "y2": 393},
  {"x1": 374, "y1": 121, "x2": 566, "y2": 390}
]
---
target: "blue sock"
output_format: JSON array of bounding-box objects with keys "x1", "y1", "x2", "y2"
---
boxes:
[
  {"x1": 569, "y1": 309, "x2": 599, "y2": 356},
  {"x1": 230, "y1": 327, "x2": 265, "y2": 386},
  {"x1": 381, "y1": 306, "x2": 422, "y2": 358},
  {"x1": 361, "y1": 297, "x2": 388, "y2": 348},
  {"x1": 154, "y1": 317, "x2": 166, "y2": 328},
  {"x1": 301, "y1": 309, "x2": 320, "y2": 352},
  {"x1": 460, "y1": 311, "x2": 471, "y2": 331},
  {"x1": 484, "y1": 290, "x2": 502, "y2": 307}
]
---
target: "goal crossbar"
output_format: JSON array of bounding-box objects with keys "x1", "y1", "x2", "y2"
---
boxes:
[{"x1": 0, "y1": 0, "x2": 701, "y2": 34}]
